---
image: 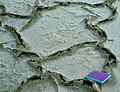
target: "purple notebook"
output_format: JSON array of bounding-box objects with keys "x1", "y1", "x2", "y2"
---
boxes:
[{"x1": 84, "y1": 70, "x2": 111, "y2": 84}]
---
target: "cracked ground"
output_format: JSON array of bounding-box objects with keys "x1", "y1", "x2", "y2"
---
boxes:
[{"x1": 0, "y1": 0, "x2": 120, "y2": 92}]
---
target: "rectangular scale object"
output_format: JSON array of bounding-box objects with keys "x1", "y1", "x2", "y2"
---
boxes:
[{"x1": 84, "y1": 70, "x2": 111, "y2": 84}]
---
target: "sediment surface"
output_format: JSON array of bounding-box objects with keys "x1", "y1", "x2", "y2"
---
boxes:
[{"x1": 0, "y1": 0, "x2": 120, "y2": 92}]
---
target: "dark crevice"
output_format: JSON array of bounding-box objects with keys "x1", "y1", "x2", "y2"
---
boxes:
[
  {"x1": 81, "y1": 6, "x2": 101, "y2": 17},
  {"x1": 0, "y1": 4, "x2": 33, "y2": 19},
  {"x1": 19, "y1": 11, "x2": 42, "y2": 32},
  {"x1": 6, "y1": 47, "x2": 42, "y2": 59},
  {"x1": 96, "y1": 44, "x2": 118, "y2": 72},
  {"x1": 85, "y1": 17, "x2": 107, "y2": 42},
  {"x1": 15, "y1": 75, "x2": 42, "y2": 92},
  {"x1": 4, "y1": 25, "x2": 27, "y2": 47},
  {"x1": 0, "y1": 4, "x2": 6, "y2": 14},
  {"x1": 0, "y1": 12, "x2": 33, "y2": 19},
  {"x1": 42, "y1": 41, "x2": 97, "y2": 61},
  {"x1": 53, "y1": 1, "x2": 106, "y2": 8},
  {"x1": 97, "y1": 3, "x2": 118, "y2": 24}
]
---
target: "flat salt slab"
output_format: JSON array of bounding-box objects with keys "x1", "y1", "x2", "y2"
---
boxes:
[{"x1": 84, "y1": 70, "x2": 111, "y2": 84}]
